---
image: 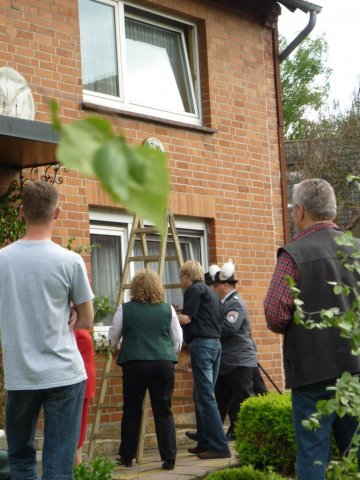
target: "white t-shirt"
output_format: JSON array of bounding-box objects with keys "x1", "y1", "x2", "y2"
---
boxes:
[{"x1": 0, "y1": 239, "x2": 94, "y2": 390}]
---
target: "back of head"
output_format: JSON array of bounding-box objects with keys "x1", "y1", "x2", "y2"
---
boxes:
[
  {"x1": 293, "y1": 178, "x2": 337, "y2": 221},
  {"x1": 180, "y1": 260, "x2": 204, "y2": 282},
  {"x1": 130, "y1": 268, "x2": 164, "y2": 304},
  {"x1": 22, "y1": 181, "x2": 59, "y2": 225}
]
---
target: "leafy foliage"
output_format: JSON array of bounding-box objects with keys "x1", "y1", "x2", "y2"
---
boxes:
[
  {"x1": 205, "y1": 465, "x2": 287, "y2": 480},
  {"x1": 93, "y1": 295, "x2": 116, "y2": 324},
  {"x1": 234, "y1": 392, "x2": 296, "y2": 476},
  {"x1": 51, "y1": 101, "x2": 169, "y2": 235},
  {"x1": 280, "y1": 35, "x2": 332, "y2": 139},
  {"x1": 285, "y1": 95, "x2": 360, "y2": 229},
  {"x1": 0, "y1": 181, "x2": 25, "y2": 246},
  {"x1": 73, "y1": 456, "x2": 114, "y2": 480},
  {"x1": 66, "y1": 236, "x2": 100, "y2": 255}
]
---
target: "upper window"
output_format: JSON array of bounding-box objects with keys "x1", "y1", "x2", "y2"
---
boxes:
[{"x1": 78, "y1": 0, "x2": 201, "y2": 125}]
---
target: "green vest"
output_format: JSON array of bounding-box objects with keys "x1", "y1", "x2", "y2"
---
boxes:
[{"x1": 116, "y1": 301, "x2": 177, "y2": 365}]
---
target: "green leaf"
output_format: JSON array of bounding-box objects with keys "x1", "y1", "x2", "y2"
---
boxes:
[
  {"x1": 334, "y1": 285, "x2": 343, "y2": 295},
  {"x1": 56, "y1": 117, "x2": 114, "y2": 177},
  {"x1": 51, "y1": 104, "x2": 169, "y2": 233},
  {"x1": 93, "y1": 138, "x2": 130, "y2": 203},
  {"x1": 94, "y1": 141, "x2": 169, "y2": 234}
]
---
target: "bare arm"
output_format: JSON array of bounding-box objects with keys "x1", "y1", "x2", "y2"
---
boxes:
[{"x1": 73, "y1": 300, "x2": 94, "y2": 330}]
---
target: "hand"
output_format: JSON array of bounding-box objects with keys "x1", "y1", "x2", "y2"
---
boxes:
[
  {"x1": 172, "y1": 304, "x2": 182, "y2": 314},
  {"x1": 183, "y1": 361, "x2": 192, "y2": 373},
  {"x1": 178, "y1": 313, "x2": 191, "y2": 325},
  {"x1": 68, "y1": 306, "x2": 77, "y2": 331}
]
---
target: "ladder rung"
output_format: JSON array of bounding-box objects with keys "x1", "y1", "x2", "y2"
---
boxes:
[
  {"x1": 127, "y1": 255, "x2": 180, "y2": 263},
  {"x1": 133, "y1": 227, "x2": 159, "y2": 234},
  {"x1": 105, "y1": 371, "x2": 122, "y2": 379},
  {"x1": 175, "y1": 368, "x2": 192, "y2": 374},
  {"x1": 173, "y1": 395, "x2": 192, "y2": 401},
  {"x1": 99, "y1": 402, "x2": 124, "y2": 409},
  {"x1": 175, "y1": 423, "x2": 196, "y2": 429},
  {"x1": 129, "y1": 255, "x2": 159, "y2": 262},
  {"x1": 163, "y1": 283, "x2": 182, "y2": 289},
  {"x1": 94, "y1": 431, "x2": 120, "y2": 440}
]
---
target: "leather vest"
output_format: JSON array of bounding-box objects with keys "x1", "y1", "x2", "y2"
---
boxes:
[{"x1": 280, "y1": 228, "x2": 360, "y2": 389}]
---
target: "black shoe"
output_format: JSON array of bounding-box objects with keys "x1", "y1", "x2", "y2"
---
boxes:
[
  {"x1": 188, "y1": 446, "x2": 204, "y2": 455},
  {"x1": 226, "y1": 431, "x2": 236, "y2": 441},
  {"x1": 185, "y1": 430, "x2": 198, "y2": 441},
  {"x1": 162, "y1": 460, "x2": 175, "y2": 470},
  {"x1": 197, "y1": 450, "x2": 231, "y2": 459},
  {"x1": 114, "y1": 456, "x2": 132, "y2": 467}
]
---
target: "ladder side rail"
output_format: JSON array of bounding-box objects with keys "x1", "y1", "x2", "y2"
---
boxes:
[
  {"x1": 87, "y1": 352, "x2": 114, "y2": 459},
  {"x1": 116, "y1": 216, "x2": 141, "y2": 305}
]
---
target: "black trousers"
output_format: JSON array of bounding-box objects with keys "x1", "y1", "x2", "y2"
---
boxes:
[
  {"x1": 119, "y1": 360, "x2": 177, "y2": 462},
  {"x1": 215, "y1": 365, "x2": 267, "y2": 433}
]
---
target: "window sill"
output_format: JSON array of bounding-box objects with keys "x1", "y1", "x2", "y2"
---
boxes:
[{"x1": 81, "y1": 102, "x2": 217, "y2": 134}]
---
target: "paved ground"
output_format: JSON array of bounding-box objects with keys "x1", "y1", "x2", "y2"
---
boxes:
[{"x1": 111, "y1": 441, "x2": 239, "y2": 480}]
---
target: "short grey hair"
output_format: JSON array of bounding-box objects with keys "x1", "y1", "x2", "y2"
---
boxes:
[{"x1": 293, "y1": 179, "x2": 337, "y2": 221}]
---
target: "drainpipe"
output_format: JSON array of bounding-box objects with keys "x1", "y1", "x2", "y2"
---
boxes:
[
  {"x1": 279, "y1": 0, "x2": 322, "y2": 63},
  {"x1": 275, "y1": 0, "x2": 322, "y2": 242}
]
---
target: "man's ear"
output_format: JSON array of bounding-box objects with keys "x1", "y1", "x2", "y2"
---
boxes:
[
  {"x1": 19, "y1": 204, "x2": 26, "y2": 222},
  {"x1": 299, "y1": 204, "x2": 306, "y2": 220},
  {"x1": 54, "y1": 206, "x2": 60, "y2": 220}
]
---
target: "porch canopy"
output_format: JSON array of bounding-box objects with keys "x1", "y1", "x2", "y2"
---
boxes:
[{"x1": 0, "y1": 114, "x2": 58, "y2": 170}]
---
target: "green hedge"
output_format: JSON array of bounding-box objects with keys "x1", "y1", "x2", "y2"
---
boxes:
[
  {"x1": 234, "y1": 392, "x2": 296, "y2": 476},
  {"x1": 205, "y1": 465, "x2": 288, "y2": 480}
]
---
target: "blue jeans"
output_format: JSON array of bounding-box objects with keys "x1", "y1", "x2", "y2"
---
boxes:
[
  {"x1": 292, "y1": 380, "x2": 360, "y2": 480},
  {"x1": 190, "y1": 338, "x2": 229, "y2": 453},
  {"x1": 6, "y1": 381, "x2": 85, "y2": 480}
]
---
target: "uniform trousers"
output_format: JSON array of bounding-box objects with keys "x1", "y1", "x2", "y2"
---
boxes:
[
  {"x1": 119, "y1": 360, "x2": 176, "y2": 463},
  {"x1": 215, "y1": 366, "x2": 256, "y2": 434}
]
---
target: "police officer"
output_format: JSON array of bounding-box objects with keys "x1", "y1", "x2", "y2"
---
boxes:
[{"x1": 213, "y1": 261, "x2": 265, "y2": 440}]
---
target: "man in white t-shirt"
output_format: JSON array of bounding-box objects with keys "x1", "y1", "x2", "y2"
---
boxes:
[{"x1": 0, "y1": 181, "x2": 94, "y2": 480}]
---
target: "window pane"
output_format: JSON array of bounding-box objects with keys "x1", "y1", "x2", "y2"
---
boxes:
[
  {"x1": 90, "y1": 233, "x2": 121, "y2": 325},
  {"x1": 134, "y1": 236, "x2": 201, "y2": 307},
  {"x1": 125, "y1": 18, "x2": 195, "y2": 114},
  {"x1": 79, "y1": 0, "x2": 119, "y2": 96}
]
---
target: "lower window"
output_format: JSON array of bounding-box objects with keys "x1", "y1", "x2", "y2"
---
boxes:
[{"x1": 90, "y1": 210, "x2": 208, "y2": 332}]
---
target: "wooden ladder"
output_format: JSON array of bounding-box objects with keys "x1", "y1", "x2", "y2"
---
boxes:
[{"x1": 87, "y1": 209, "x2": 184, "y2": 461}]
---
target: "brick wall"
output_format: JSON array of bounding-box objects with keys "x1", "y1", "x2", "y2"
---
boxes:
[{"x1": 1, "y1": 0, "x2": 285, "y2": 439}]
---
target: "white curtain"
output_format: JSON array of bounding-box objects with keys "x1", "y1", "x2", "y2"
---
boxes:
[
  {"x1": 125, "y1": 18, "x2": 195, "y2": 113},
  {"x1": 79, "y1": 0, "x2": 119, "y2": 96},
  {"x1": 90, "y1": 233, "x2": 121, "y2": 324}
]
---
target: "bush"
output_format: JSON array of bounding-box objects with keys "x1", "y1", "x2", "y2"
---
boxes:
[
  {"x1": 234, "y1": 392, "x2": 296, "y2": 476},
  {"x1": 205, "y1": 465, "x2": 288, "y2": 480},
  {"x1": 73, "y1": 457, "x2": 114, "y2": 480}
]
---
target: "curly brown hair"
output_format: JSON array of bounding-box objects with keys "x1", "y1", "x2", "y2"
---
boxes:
[{"x1": 130, "y1": 269, "x2": 165, "y2": 304}]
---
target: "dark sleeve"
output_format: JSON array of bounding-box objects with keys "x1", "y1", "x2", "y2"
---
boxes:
[{"x1": 182, "y1": 285, "x2": 201, "y2": 318}]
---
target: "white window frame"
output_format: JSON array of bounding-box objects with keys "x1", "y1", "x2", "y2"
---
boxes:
[
  {"x1": 80, "y1": 0, "x2": 202, "y2": 126},
  {"x1": 89, "y1": 210, "x2": 208, "y2": 337}
]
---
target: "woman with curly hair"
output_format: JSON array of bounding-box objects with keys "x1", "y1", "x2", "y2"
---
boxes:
[{"x1": 108, "y1": 269, "x2": 182, "y2": 471}]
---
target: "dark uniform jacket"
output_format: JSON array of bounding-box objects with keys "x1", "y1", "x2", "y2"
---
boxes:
[{"x1": 219, "y1": 290, "x2": 258, "y2": 375}]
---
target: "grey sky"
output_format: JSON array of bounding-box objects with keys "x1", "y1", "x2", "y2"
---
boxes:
[{"x1": 278, "y1": 0, "x2": 360, "y2": 111}]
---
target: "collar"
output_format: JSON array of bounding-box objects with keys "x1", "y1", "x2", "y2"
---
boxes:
[
  {"x1": 293, "y1": 222, "x2": 338, "y2": 241},
  {"x1": 221, "y1": 289, "x2": 237, "y2": 304}
]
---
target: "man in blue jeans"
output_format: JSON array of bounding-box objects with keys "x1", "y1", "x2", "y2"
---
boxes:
[
  {"x1": 178, "y1": 260, "x2": 230, "y2": 460},
  {"x1": 264, "y1": 179, "x2": 360, "y2": 480},
  {"x1": 0, "y1": 182, "x2": 94, "y2": 479}
]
